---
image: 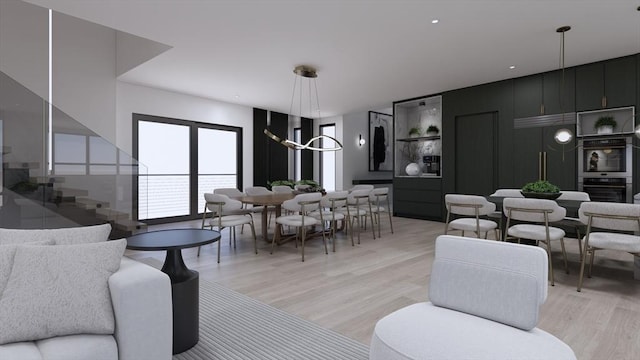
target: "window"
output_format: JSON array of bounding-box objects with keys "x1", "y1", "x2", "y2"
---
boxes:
[
  {"x1": 293, "y1": 127, "x2": 301, "y2": 181},
  {"x1": 319, "y1": 124, "x2": 336, "y2": 191},
  {"x1": 134, "y1": 114, "x2": 242, "y2": 222}
]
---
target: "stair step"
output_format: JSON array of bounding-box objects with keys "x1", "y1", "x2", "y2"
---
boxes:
[
  {"x1": 53, "y1": 187, "x2": 89, "y2": 197},
  {"x1": 96, "y1": 208, "x2": 129, "y2": 221},
  {"x1": 30, "y1": 176, "x2": 65, "y2": 184},
  {"x1": 3, "y1": 162, "x2": 39, "y2": 169},
  {"x1": 115, "y1": 219, "x2": 148, "y2": 232},
  {"x1": 75, "y1": 197, "x2": 109, "y2": 210}
]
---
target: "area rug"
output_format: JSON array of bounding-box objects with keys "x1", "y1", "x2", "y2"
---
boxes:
[{"x1": 172, "y1": 280, "x2": 369, "y2": 360}]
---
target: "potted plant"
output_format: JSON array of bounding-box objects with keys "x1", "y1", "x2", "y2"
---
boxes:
[
  {"x1": 520, "y1": 180, "x2": 561, "y2": 200},
  {"x1": 268, "y1": 179, "x2": 295, "y2": 189},
  {"x1": 426, "y1": 125, "x2": 440, "y2": 136},
  {"x1": 408, "y1": 127, "x2": 421, "y2": 138},
  {"x1": 594, "y1": 115, "x2": 617, "y2": 134}
]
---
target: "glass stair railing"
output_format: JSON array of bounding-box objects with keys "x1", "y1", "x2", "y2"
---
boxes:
[{"x1": 0, "y1": 70, "x2": 148, "y2": 239}]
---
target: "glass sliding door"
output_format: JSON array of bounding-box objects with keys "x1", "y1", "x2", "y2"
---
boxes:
[
  {"x1": 135, "y1": 114, "x2": 242, "y2": 222},
  {"x1": 137, "y1": 120, "x2": 190, "y2": 220},
  {"x1": 320, "y1": 124, "x2": 336, "y2": 191},
  {"x1": 197, "y1": 127, "x2": 238, "y2": 212}
]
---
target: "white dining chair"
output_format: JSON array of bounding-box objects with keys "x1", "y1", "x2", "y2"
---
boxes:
[
  {"x1": 558, "y1": 191, "x2": 590, "y2": 257},
  {"x1": 310, "y1": 190, "x2": 352, "y2": 251},
  {"x1": 200, "y1": 193, "x2": 257, "y2": 263},
  {"x1": 245, "y1": 186, "x2": 275, "y2": 226},
  {"x1": 503, "y1": 197, "x2": 569, "y2": 286},
  {"x1": 273, "y1": 192, "x2": 327, "y2": 262},
  {"x1": 365, "y1": 188, "x2": 394, "y2": 238},
  {"x1": 445, "y1": 194, "x2": 500, "y2": 240},
  {"x1": 577, "y1": 201, "x2": 640, "y2": 292}
]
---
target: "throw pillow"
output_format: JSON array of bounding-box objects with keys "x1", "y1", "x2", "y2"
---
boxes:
[
  {"x1": 0, "y1": 240, "x2": 55, "y2": 296},
  {"x1": 0, "y1": 224, "x2": 111, "y2": 245},
  {"x1": 0, "y1": 239, "x2": 126, "y2": 344}
]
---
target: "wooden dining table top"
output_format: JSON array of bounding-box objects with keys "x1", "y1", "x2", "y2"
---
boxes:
[{"x1": 238, "y1": 193, "x2": 296, "y2": 206}]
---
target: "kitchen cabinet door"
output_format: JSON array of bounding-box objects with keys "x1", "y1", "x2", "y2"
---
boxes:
[
  {"x1": 514, "y1": 75, "x2": 543, "y2": 118},
  {"x1": 576, "y1": 56, "x2": 636, "y2": 111},
  {"x1": 543, "y1": 68, "x2": 576, "y2": 115},
  {"x1": 513, "y1": 127, "x2": 543, "y2": 187}
]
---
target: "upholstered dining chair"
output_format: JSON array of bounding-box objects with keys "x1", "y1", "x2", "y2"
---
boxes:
[
  {"x1": 348, "y1": 184, "x2": 374, "y2": 193},
  {"x1": 274, "y1": 192, "x2": 327, "y2": 262},
  {"x1": 214, "y1": 187, "x2": 252, "y2": 233},
  {"x1": 272, "y1": 185, "x2": 294, "y2": 194},
  {"x1": 444, "y1": 194, "x2": 500, "y2": 240},
  {"x1": 503, "y1": 197, "x2": 569, "y2": 286},
  {"x1": 310, "y1": 191, "x2": 352, "y2": 251},
  {"x1": 577, "y1": 201, "x2": 640, "y2": 292},
  {"x1": 364, "y1": 187, "x2": 394, "y2": 238},
  {"x1": 490, "y1": 188, "x2": 525, "y2": 198},
  {"x1": 200, "y1": 193, "x2": 257, "y2": 263},
  {"x1": 342, "y1": 188, "x2": 376, "y2": 243},
  {"x1": 369, "y1": 235, "x2": 576, "y2": 360},
  {"x1": 245, "y1": 186, "x2": 275, "y2": 226},
  {"x1": 558, "y1": 191, "x2": 591, "y2": 257}
]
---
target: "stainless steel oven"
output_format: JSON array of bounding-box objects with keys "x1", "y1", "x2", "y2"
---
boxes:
[{"x1": 578, "y1": 137, "x2": 633, "y2": 203}]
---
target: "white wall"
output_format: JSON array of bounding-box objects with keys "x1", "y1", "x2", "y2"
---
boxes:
[
  {"x1": 342, "y1": 107, "x2": 393, "y2": 188},
  {"x1": 0, "y1": 0, "x2": 49, "y2": 100},
  {"x1": 116, "y1": 82, "x2": 254, "y2": 190}
]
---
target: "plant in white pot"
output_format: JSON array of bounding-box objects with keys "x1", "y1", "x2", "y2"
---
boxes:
[
  {"x1": 426, "y1": 125, "x2": 440, "y2": 136},
  {"x1": 408, "y1": 127, "x2": 421, "y2": 138},
  {"x1": 594, "y1": 116, "x2": 617, "y2": 134}
]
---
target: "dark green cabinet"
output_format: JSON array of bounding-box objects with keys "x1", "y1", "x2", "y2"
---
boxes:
[
  {"x1": 514, "y1": 69, "x2": 575, "y2": 118},
  {"x1": 575, "y1": 56, "x2": 636, "y2": 111},
  {"x1": 513, "y1": 124, "x2": 576, "y2": 191},
  {"x1": 393, "y1": 177, "x2": 442, "y2": 220}
]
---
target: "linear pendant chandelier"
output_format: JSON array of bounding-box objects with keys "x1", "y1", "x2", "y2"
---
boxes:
[{"x1": 264, "y1": 65, "x2": 343, "y2": 151}]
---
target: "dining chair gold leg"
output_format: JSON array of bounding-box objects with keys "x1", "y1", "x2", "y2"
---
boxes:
[
  {"x1": 560, "y1": 238, "x2": 569, "y2": 274},
  {"x1": 588, "y1": 249, "x2": 596, "y2": 278},
  {"x1": 545, "y1": 241, "x2": 555, "y2": 286},
  {"x1": 250, "y1": 221, "x2": 257, "y2": 255},
  {"x1": 217, "y1": 234, "x2": 221, "y2": 264},
  {"x1": 576, "y1": 227, "x2": 583, "y2": 258},
  {"x1": 301, "y1": 226, "x2": 306, "y2": 262},
  {"x1": 388, "y1": 211, "x2": 394, "y2": 234}
]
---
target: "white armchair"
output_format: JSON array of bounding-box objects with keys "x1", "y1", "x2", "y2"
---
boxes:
[{"x1": 369, "y1": 235, "x2": 576, "y2": 360}]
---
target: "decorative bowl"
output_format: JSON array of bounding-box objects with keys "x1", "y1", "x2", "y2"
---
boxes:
[{"x1": 520, "y1": 191, "x2": 561, "y2": 200}]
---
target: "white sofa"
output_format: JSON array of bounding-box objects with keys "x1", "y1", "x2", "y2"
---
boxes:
[{"x1": 0, "y1": 225, "x2": 173, "y2": 360}]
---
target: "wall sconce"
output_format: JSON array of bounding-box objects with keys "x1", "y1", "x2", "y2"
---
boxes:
[{"x1": 358, "y1": 134, "x2": 366, "y2": 147}]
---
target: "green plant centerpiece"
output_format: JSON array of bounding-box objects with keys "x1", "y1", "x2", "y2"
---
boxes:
[
  {"x1": 426, "y1": 125, "x2": 440, "y2": 135},
  {"x1": 408, "y1": 127, "x2": 421, "y2": 137},
  {"x1": 594, "y1": 115, "x2": 617, "y2": 134},
  {"x1": 268, "y1": 179, "x2": 296, "y2": 189},
  {"x1": 521, "y1": 180, "x2": 561, "y2": 200},
  {"x1": 295, "y1": 179, "x2": 325, "y2": 194}
]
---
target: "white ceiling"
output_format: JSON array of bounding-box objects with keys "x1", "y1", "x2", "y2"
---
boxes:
[{"x1": 24, "y1": 0, "x2": 640, "y2": 118}]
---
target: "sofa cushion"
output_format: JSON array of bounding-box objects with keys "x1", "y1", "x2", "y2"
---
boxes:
[
  {"x1": 0, "y1": 240, "x2": 54, "y2": 295},
  {"x1": 36, "y1": 334, "x2": 118, "y2": 360},
  {"x1": 0, "y1": 223, "x2": 111, "y2": 245},
  {"x1": 0, "y1": 341, "x2": 42, "y2": 360},
  {"x1": 0, "y1": 239, "x2": 126, "y2": 344}
]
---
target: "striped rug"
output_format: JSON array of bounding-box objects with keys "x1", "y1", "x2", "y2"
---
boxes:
[{"x1": 173, "y1": 280, "x2": 369, "y2": 360}]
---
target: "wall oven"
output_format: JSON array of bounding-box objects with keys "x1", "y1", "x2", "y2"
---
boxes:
[{"x1": 578, "y1": 137, "x2": 632, "y2": 203}]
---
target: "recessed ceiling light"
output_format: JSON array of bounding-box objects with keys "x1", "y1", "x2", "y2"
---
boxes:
[
  {"x1": 431, "y1": 19, "x2": 439, "y2": 24},
  {"x1": 234, "y1": 94, "x2": 240, "y2": 99},
  {"x1": 509, "y1": 65, "x2": 516, "y2": 69}
]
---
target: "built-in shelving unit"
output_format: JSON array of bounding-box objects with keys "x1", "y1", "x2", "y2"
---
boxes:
[
  {"x1": 394, "y1": 95, "x2": 443, "y2": 178},
  {"x1": 576, "y1": 106, "x2": 635, "y2": 137}
]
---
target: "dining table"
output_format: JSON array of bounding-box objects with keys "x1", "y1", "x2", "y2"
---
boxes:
[{"x1": 238, "y1": 192, "x2": 296, "y2": 242}]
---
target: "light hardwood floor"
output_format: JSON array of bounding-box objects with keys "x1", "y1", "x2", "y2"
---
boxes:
[{"x1": 127, "y1": 215, "x2": 640, "y2": 360}]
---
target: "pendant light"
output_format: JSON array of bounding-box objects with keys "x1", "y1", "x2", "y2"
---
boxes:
[
  {"x1": 264, "y1": 65, "x2": 343, "y2": 151},
  {"x1": 554, "y1": 25, "x2": 573, "y2": 145}
]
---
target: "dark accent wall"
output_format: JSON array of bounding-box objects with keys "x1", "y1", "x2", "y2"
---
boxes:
[
  {"x1": 301, "y1": 117, "x2": 313, "y2": 179},
  {"x1": 253, "y1": 109, "x2": 290, "y2": 186}
]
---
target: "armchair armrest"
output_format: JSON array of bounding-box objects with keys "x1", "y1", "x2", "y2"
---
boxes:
[{"x1": 109, "y1": 257, "x2": 172, "y2": 360}]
